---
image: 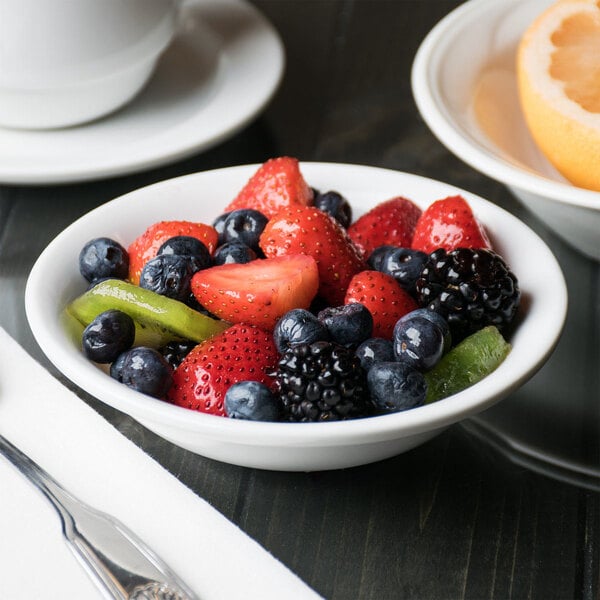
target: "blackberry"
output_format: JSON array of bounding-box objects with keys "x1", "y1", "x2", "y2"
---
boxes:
[
  {"x1": 415, "y1": 248, "x2": 520, "y2": 341},
  {"x1": 276, "y1": 341, "x2": 370, "y2": 422},
  {"x1": 160, "y1": 339, "x2": 197, "y2": 370}
]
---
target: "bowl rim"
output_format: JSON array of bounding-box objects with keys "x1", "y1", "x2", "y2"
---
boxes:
[
  {"x1": 411, "y1": 0, "x2": 600, "y2": 210},
  {"x1": 24, "y1": 162, "x2": 568, "y2": 448}
]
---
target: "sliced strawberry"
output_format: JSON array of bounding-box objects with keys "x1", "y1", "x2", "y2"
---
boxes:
[
  {"x1": 224, "y1": 157, "x2": 314, "y2": 219},
  {"x1": 168, "y1": 323, "x2": 278, "y2": 416},
  {"x1": 191, "y1": 254, "x2": 319, "y2": 330},
  {"x1": 344, "y1": 270, "x2": 418, "y2": 339},
  {"x1": 128, "y1": 221, "x2": 218, "y2": 285},
  {"x1": 411, "y1": 195, "x2": 491, "y2": 254},
  {"x1": 259, "y1": 205, "x2": 365, "y2": 306},
  {"x1": 347, "y1": 196, "x2": 422, "y2": 257}
]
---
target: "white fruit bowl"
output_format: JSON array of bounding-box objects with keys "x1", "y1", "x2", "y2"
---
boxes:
[
  {"x1": 25, "y1": 163, "x2": 567, "y2": 471},
  {"x1": 411, "y1": 0, "x2": 600, "y2": 261}
]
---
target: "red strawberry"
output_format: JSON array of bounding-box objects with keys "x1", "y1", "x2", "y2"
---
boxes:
[
  {"x1": 128, "y1": 221, "x2": 218, "y2": 285},
  {"x1": 347, "y1": 197, "x2": 422, "y2": 257},
  {"x1": 411, "y1": 195, "x2": 491, "y2": 254},
  {"x1": 344, "y1": 270, "x2": 418, "y2": 339},
  {"x1": 191, "y1": 254, "x2": 319, "y2": 330},
  {"x1": 259, "y1": 205, "x2": 365, "y2": 306},
  {"x1": 224, "y1": 157, "x2": 314, "y2": 219},
  {"x1": 168, "y1": 323, "x2": 278, "y2": 416}
]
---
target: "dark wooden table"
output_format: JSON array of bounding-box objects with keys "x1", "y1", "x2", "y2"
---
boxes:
[{"x1": 1, "y1": 1, "x2": 598, "y2": 598}]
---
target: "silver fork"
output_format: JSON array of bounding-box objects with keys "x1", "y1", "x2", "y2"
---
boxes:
[{"x1": 0, "y1": 432, "x2": 198, "y2": 600}]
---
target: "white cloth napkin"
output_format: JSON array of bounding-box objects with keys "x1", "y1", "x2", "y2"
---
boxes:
[{"x1": 0, "y1": 327, "x2": 321, "y2": 600}]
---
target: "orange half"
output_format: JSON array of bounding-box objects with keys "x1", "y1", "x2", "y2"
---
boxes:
[{"x1": 517, "y1": 0, "x2": 600, "y2": 191}]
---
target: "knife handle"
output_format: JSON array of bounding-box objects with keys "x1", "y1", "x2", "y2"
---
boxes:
[{"x1": 0, "y1": 433, "x2": 197, "y2": 600}]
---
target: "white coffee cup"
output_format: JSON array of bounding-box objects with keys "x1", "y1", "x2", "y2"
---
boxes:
[{"x1": 0, "y1": 0, "x2": 180, "y2": 129}]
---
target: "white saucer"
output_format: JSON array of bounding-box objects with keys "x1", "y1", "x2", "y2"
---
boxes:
[{"x1": 0, "y1": 0, "x2": 284, "y2": 185}]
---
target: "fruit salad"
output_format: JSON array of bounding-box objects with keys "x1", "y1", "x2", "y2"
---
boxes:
[{"x1": 65, "y1": 157, "x2": 520, "y2": 422}]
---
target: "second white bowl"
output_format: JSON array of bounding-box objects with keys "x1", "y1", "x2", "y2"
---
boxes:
[{"x1": 411, "y1": 0, "x2": 600, "y2": 261}]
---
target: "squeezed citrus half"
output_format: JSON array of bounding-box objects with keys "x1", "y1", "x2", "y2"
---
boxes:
[{"x1": 517, "y1": 0, "x2": 600, "y2": 191}]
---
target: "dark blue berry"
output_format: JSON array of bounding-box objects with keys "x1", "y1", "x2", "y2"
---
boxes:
[
  {"x1": 81, "y1": 309, "x2": 135, "y2": 363},
  {"x1": 367, "y1": 362, "x2": 426, "y2": 413},
  {"x1": 314, "y1": 191, "x2": 352, "y2": 228},
  {"x1": 224, "y1": 381, "x2": 279, "y2": 421},
  {"x1": 79, "y1": 237, "x2": 129, "y2": 283},
  {"x1": 380, "y1": 247, "x2": 428, "y2": 293},
  {"x1": 317, "y1": 303, "x2": 373, "y2": 347},
  {"x1": 355, "y1": 337, "x2": 395, "y2": 371},
  {"x1": 221, "y1": 209, "x2": 268, "y2": 251},
  {"x1": 110, "y1": 347, "x2": 173, "y2": 399},
  {"x1": 213, "y1": 241, "x2": 257, "y2": 265},
  {"x1": 393, "y1": 314, "x2": 446, "y2": 371},
  {"x1": 160, "y1": 339, "x2": 197, "y2": 370},
  {"x1": 367, "y1": 245, "x2": 396, "y2": 272},
  {"x1": 212, "y1": 212, "x2": 231, "y2": 245},
  {"x1": 157, "y1": 236, "x2": 212, "y2": 270},
  {"x1": 404, "y1": 308, "x2": 452, "y2": 352},
  {"x1": 139, "y1": 254, "x2": 195, "y2": 302},
  {"x1": 273, "y1": 308, "x2": 329, "y2": 354}
]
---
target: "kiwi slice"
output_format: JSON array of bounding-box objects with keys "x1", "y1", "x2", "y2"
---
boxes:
[
  {"x1": 424, "y1": 326, "x2": 511, "y2": 404},
  {"x1": 66, "y1": 279, "x2": 229, "y2": 347}
]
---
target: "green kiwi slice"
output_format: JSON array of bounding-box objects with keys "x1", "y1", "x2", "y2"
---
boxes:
[
  {"x1": 65, "y1": 279, "x2": 229, "y2": 347},
  {"x1": 424, "y1": 326, "x2": 511, "y2": 404}
]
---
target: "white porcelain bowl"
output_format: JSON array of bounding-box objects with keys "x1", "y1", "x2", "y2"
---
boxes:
[
  {"x1": 25, "y1": 163, "x2": 567, "y2": 471},
  {"x1": 0, "y1": 0, "x2": 179, "y2": 129},
  {"x1": 411, "y1": 0, "x2": 600, "y2": 261}
]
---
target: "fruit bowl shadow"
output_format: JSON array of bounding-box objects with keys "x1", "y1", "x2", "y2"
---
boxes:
[
  {"x1": 25, "y1": 163, "x2": 567, "y2": 471},
  {"x1": 411, "y1": 0, "x2": 600, "y2": 261}
]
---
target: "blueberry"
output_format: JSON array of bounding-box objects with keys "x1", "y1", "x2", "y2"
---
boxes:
[
  {"x1": 159, "y1": 339, "x2": 197, "y2": 370},
  {"x1": 213, "y1": 241, "x2": 257, "y2": 265},
  {"x1": 79, "y1": 237, "x2": 129, "y2": 283},
  {"x1": 139, "y1": 254, "x2": 195, "y2": 302},
  {"x1": 81, "y1": 309, "x2": 135, "y2": 363},
  {"x1": 157, "y1": 236, "x2": 212, "y2": 270},
  {"x1": 273, "y1": 308, "x2": 329, "y2": 354},
  {"x1": 367, "y1": 362, "x2": 426, "y2": 413},
  {"x1": 393, "y1": 314, "x2": 446, "y2": 371},
  {"x1": 318, "y1": 303, "x2": 373, "y2": 347},
  {"x1": 212, "y1": 212, "x2": 231, "y2": 245},
  {"x1": 224, "y1": 381, "x2": 279, "y2": 421},
  {"x1": 403, "y1": 308, "x2": 452, "y2": 352},
  {"x1": 355, "y1": 337, "x2": 395, "y2": 371},
  {"x1": 313, "y1": 191, "x2": 352, "y2": 228},
  {"x1": 110, "y1": 347, "x2": 173, "y2": 399},
  {"x1": 221, "y1": 209, "x2": 268, "y2": 251},
  {"x1": 367, "y1": 245, "x2": 396, "y2": 272},
  {"x1": 380, "y1": 248, "x2": 428, "y2": 293}
]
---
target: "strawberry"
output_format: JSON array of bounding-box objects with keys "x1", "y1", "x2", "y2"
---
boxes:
[
  {"x1": 168, "y1": 323, "x2": 278, "y2": 416},
  {"x1": 344, "y1": 270, "x2": 418, "y2": 339},
  {"x1": 128, "y1": 221, "x2": 218, "y2": 285},
  {"x1": 259, "y1": 205, "x2": 365, "y2": 306},
  {"x1": 411, "y1": 195, "x2": 491, "y2": 254},
  {"x1": 224, "y1": 157, "x2": 314, "y2": 219},
  {"x1": 190, "y1": 254, "x2": 319, "y2": 330},
  {"x1": 347, "y1": 196, "x2": 422, "y2": 257}
]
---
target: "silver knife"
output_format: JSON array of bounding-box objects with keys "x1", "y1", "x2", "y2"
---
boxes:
[{"x1": 0, "y1": 432, "x2": 198, "y2": 600}]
